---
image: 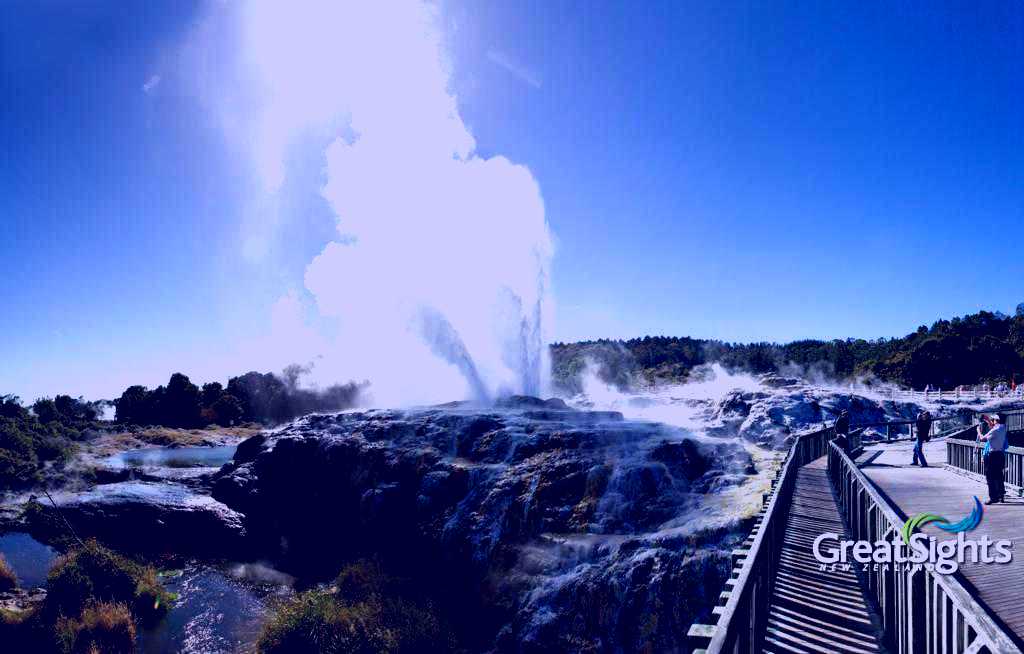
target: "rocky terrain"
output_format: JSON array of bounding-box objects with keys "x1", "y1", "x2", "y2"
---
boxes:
[
  {"x1": 5, "y1": 375, "x2": 1013, "y2": 652},
  {"x1": 210, "y1": 397, "x2": 758, "y2": 651}
]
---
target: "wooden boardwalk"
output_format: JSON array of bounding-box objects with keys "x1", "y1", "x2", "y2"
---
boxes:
[
  {"x1": 860, "y1": 439, "x2": 1024, "y2": 645},
  {"x1": 765, "y1": 457, "x2": 888, "y2": 654}
]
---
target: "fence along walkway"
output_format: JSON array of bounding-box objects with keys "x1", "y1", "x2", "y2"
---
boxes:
[
  {"x1": 690, "y1": 425, "x2": 1021, "y2": 654},
  {"x1": 859, "y1": 437, "x2": 1024, "y2": 646},
  {"x1": 765, "y1": 456, "x2": 887, "y2": 653}
]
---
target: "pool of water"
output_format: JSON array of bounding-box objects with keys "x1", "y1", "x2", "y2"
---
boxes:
[
  {"x1": 138, "y1": 562, "x2": 292, "y2": 654},
  {"x1": 0, "y1": 532, "x2": 59, "y2": 588},
  {"x1": 0, "y1": 529, "x2": 291, "y2": 653},
  {"x1": 105, "y1": 445, "x2": 237, "y2": 470}
]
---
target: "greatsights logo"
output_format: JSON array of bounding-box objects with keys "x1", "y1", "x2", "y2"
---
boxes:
[{"x1": 813, "y1": 496, "x2": 1013, "y2": 575}]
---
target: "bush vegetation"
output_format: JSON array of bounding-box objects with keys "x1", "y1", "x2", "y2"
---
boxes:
[
  {"x1": 258, "y1": 559, "x2": 453, "y2": 654},
  {"x1": 0, "y1": 540, "x2": 171, "y2": 653},
  {"x1": 0, "y1": 395, "x2": 82, "y2": 490},
  {"x1": 45, "y1": 540, "x2": 172, "y2": 622},
  {"x1": 115, "y1": 366, "x2": 365, "y2": 428},
  {"x1": 55, "y1": 601, "x2": 136, "y2": 654},
  {"x1": 552, "y1": 306, "x2": 1024, "y2": 392}
]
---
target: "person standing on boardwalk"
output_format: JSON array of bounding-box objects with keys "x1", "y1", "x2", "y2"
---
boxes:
[
  {"x1": 833, "y1": 410, "x2": 850, "y2": 452},
  {"x1": 912, "y1": 410, "x2": 932, "y2": 467},
  {"x1": 979, "y1": 414, "x2": 1008, "y2": 504}
]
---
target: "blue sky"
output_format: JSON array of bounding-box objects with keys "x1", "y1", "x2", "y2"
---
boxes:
[{"x1": 2, "y1": 1, "x2": 1022, "y2": 401}]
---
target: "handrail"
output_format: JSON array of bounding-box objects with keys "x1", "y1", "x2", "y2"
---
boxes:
[
  {"x1": 889, "y1": 388, "x2": 1024, "y2": 402},
  {"x1": 853, "y1": 415, "x2": 969, "y2": 442},
  {"x1": 827, "y1": 441, "x2": 1020, "y2": 653},
  {"x1": 1002, "y1": 410, "x2": 1024, "y2": 433},
  {"x1": 688, "y1": 426, "x2": 836, "y2": 652},
  {"x1": 947, "y1": 434, "x2": 1024, "y2": 496}
]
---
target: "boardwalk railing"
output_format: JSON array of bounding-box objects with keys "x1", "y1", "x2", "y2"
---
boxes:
[
  {"x1": 687, "y1": 426, "x2": 836, "y2": 653},
  {"x1": 855, "y1": 415, "x2": 969, "y2": 442},
  {"x1": 1003, "y1": 410, "x2": 1024, "y2": 433},
  {"x1": 827, "y1": 441, "x2": 1020, "y2": 654},
  {"x1": 890, "y1": 388, "x2": 1024, "y2": 402},
  {"x1": 947, "y1": 434, "x2": 1024, "y2": 497}
]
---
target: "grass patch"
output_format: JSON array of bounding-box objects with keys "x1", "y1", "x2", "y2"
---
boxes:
[
  {"x1": 258, "y1": 560, "x2": 453, "y2": 654},
  {"x1": 0, "y1": 540, "x2": 174, "y2": 652},
  {"x1": 45, "y1": 540, "x2": 173, "y2": 624},
  {"x1": 55, "y1": 601, "x2": 136, "y2": 654},
  {"x1": 0, "y1": 553, "x2": 17, "y2": 591}
]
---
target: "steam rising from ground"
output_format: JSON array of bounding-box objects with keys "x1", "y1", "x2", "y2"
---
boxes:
[
  {"x1": 207, "y1": 1, "x2": 553, "y2": 405},
  {"x1": 572, "y1": 362, "x2": 764, "y2": 430}
]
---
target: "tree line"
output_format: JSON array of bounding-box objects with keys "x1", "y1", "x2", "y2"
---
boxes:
[
  {"x1": 0, "y1": 394, "x2": 93, "y2": 489},
  {"x1": 551, "y1": 306, "x2": 1024, "y2": 392},
  {"x1": 113, "y1": 366, "x2": 366, "y2": 428},
  {"x1": 0, "y1": 367, "x2": 365, "y2": 490}
]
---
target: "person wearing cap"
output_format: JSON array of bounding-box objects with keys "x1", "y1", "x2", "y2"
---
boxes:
[
  {"x1": 912, "y1": 410, "x2": 932, "y2": 467},
  {"x1": 979, "y1": 414, "x2": 1008, "y2": 504}
]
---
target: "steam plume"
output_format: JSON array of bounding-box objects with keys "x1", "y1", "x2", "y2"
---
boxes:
[{"x1": 209, "y1": 0, "x2": 554, "y2": 405}]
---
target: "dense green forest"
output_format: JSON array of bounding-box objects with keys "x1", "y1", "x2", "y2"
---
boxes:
[
  {"x1": 0, "y1": 394, "x2": 98, "y2": 489},
  {"x1": 113, "y1": 367, "x2": 366, "y2": 428},
  {"x1": 551, "y1": 307, "x2": 1024, "y2": 393}
]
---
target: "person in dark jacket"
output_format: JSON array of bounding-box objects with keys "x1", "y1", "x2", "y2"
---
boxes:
[
  {"x1": 912, "y1": 410, "x2": 932, "y2": 467},
  {"x1": 833, "y1": 410, "x2": 851, "y2": 452},
  {"x1": 835, "y1": 410, "x2": 850, "y2": 437}
]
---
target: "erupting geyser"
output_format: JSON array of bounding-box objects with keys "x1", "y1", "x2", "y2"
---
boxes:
[{"x1": 222, "y1": 0, "x2": 554, "y2": 405}]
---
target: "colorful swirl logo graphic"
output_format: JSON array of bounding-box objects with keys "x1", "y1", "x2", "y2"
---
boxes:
[{"x1": 900, "y1": 496, "x2": 984, "y2": 544}]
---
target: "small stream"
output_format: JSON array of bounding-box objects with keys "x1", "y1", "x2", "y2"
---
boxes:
[{"x1": 138, "y1": 562, "x2": 292, "y2": 654}]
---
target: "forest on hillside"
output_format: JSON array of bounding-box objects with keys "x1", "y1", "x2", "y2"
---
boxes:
[{"x1": 551, "y1": 307, "x2": 1024, "y2": 393}]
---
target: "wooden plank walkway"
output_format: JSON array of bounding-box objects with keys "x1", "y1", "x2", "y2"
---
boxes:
[
  {"x1": 860, "y1": 439, "x2": 1024, "y2": 644},
  {"x1": 765, "y1": 457, "x2": 889, "y2": 654}
]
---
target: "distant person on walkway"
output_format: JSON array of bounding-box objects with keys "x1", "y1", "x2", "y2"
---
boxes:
[
  {"x1": 833, "y1": 410, "x2": 850, "y2": 453},
  {"x1": 979, "y1": 414, "x2": 1008, "y2": 504},
  {"x1": 912, "y1": 410, "x2": 932, "y2": 467}
]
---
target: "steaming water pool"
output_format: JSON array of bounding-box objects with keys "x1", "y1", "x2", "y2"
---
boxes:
[
  {"x1": 138, "y1": 562, "x2": 292, "y2": 654},
  {"x1": 0, "y1": 532, "x2": 58, "y2": 588},
  {"x1": 105, "y1": 445, "x2": 237, "y2": 470}
]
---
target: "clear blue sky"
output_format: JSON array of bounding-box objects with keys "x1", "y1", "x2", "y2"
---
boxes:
[{"x1": 2, "y1": 1, "x2": 1022, "y2": 401}]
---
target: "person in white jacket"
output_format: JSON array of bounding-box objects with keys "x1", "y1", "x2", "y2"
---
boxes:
[{"x1": 979, "y1": 414, "x2": 1008, "y2": 504}]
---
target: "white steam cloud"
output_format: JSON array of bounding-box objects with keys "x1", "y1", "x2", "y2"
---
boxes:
[{"x1": 218, "y1": 1, "x2": 554, "y2": 405}]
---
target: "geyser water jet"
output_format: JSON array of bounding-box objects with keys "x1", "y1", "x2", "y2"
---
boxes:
[{"x1": 223, "y1": 0, "x2": 554, "y2": 405}]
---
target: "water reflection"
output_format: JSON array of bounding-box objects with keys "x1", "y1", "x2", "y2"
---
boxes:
[
  {"x1": 0, "y1": 532, "x2": 58, "y2": 588},
  {"x1": 138, "y1": 562, "x2": 292, "y2": 654}
]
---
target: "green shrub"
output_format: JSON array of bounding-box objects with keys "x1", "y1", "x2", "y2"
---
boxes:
[
  {"x1": 0, "y1": 408, "x2": 78, "y2": 490},
  {"x1": 0, "y1": 553, "x2": 18, "y2": 591},
  {"x1": 258, "y1": 589, "x2": 390, "y2": 654},
  {"x1": 45, "y1": 541, "x2": 172, "y2": 624},
  {"x1": 258, "y1": 560, "x2": 453, "y2": 654},
  {"x1": 335, "y1": 559, "x2": 387, "y2": 604},
  {"x1": 55, "y1": 601, "x2": 136, "y2": 654}
]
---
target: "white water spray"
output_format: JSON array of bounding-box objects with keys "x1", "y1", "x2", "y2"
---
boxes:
[{"x1": 205, "y1": 0, "x2": 553, "y2": 405}]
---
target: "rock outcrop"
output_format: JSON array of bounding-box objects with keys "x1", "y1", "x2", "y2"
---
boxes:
[
  {"x1": 27, "y1": 481, "x2": 246, "y2": 556},
  {"x1": 702, "y1": 381, "x2": 926, "y2": 448},
  {"x1": 212, "y1": 400, "x2": 755, "y2": 650}
]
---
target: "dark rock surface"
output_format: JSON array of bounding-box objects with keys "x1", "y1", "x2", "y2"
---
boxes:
[
  {"x1": 700, "y1": 383, "x2": 926, "y2": 448},
  {"x1": 28, "y1": 482, "x2": 246, "y2": 556},
  {"x1": 212, "y1": 400, "x2": 754, "y2": 651}
]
